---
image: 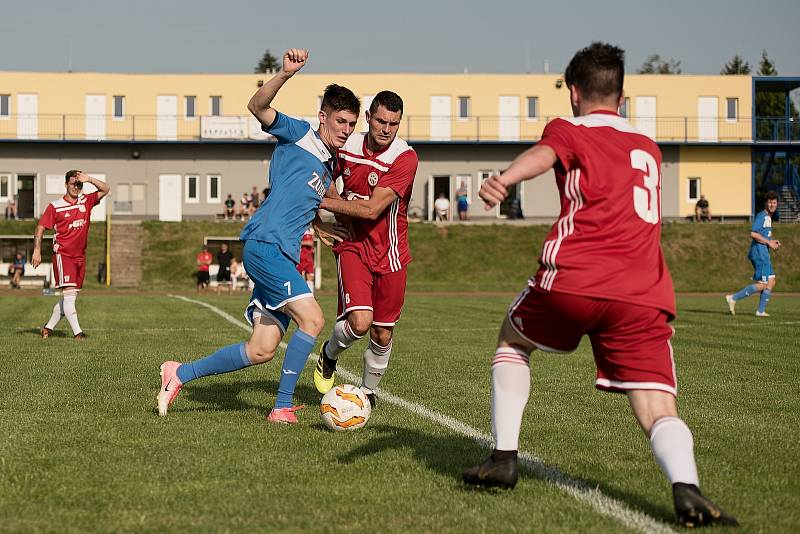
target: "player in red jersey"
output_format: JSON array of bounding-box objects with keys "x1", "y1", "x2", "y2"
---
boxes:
[
  {"x1": 33, "y1": 170, "x2": 110, "y2": 340},
  {"x1": 296, "y1": 228, "x2": 316, "y2": 292},
  {"x1": 462, "y1": 43, "x2": 736, "y2": 528},
  {"x1": 312, "y1": 91, "x2": 418, "y2": 408}
]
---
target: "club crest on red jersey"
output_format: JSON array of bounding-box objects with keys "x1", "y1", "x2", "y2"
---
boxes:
[{"x1": 368, "y1": 172, "x2": 379, "y2": 186}]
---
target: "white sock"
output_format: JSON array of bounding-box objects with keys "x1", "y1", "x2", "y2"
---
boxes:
[
  {"x1": 62, "y1": 292, "x2": 83, "y2": 336},
  {"x1": 361, "y1": 339, "x2": 392, "y2": 393},
  {"x1": 649, "y1": 416, "x2": 700, "y2": 486},
  {"x1": 325, "y1": 318, "x2": 362, "y2": 360},
  {"x1": 45, "y1": 299, "x2": 64, "y2": 330},
  {"x1": 491, "y1": 347, "x2": 531, "y2": 451}
]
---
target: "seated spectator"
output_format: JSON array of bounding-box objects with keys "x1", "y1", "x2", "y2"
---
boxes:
[
  {"x1": 215, "y1": 242, "x2": 233, "y2": 294},
  {"x1": 434, "y1": 193, "x2": 450, "y2": 221},
  {"x1": 249, "y1": 186, "x2": 261, "y2": 217},
  {"x1": 8, "y1": 252, "x2": 25, "y2": 288},
  {"x1": 239, "y1": 192, "x2": 251, "y2": 220},
  {"x1": 230, "y1": 257, "x2": 248, "y2": 291},
  {"x1": 224, "y1": 194, "x2": 236, "y2": 220},
  {"x1": 695, "y1": 195, "x2": 711, "y2": 222},
  {"x1": 196, "y1": 245, "x2": 212, "y2": 293},
  {"x1": 5, "y1": 195, "x2": 17, "y2": 220}
]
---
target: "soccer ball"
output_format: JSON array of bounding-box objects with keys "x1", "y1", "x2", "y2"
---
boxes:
[{"x1": 320, "y1": 384, "x2": 371, "y2": 431}]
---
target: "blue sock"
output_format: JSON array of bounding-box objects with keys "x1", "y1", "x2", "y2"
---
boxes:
[
  {"x1": 732, "y1": 284, "x2": 758, "y2": 301},
  {"x1": 274, "y1": 329, "x2": 316, "y2": 409},
  {"x1": 177, "y1": 342, "x2": 250, "y2": 384},
  {"x1": 758, "y1": 289, "x2": 772, "y2": 313}
]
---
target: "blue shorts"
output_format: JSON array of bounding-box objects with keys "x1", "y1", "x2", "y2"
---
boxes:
[
  {"x1": 750, "y1": 256, "x2": 775, "y2": 283},
  {"x1": 242, "y1": 240, "x2": 313, "y2": 333}
]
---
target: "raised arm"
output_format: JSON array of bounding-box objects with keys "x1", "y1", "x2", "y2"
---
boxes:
[
  {"x1": 248, "y1": 48, "x2": 308, "y2": 128},
  {"x1": 479, "y1": 144, "x2": 557, "y2": 209},
  {"x1": 78, "y1": 171, "x2": 110, "y2": 200}
]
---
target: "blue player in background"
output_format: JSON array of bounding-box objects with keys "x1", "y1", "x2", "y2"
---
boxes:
[
  {"x1": 157, "y1": 48, "x2": 359, "y2": 423},
  {"x1": 726, "y1": 191, "x2": 781, "y2": 317}
]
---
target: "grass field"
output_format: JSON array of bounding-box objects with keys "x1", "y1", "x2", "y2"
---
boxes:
[{"x1": 1, "y1": 291, "x2": 798, "y2": 532}]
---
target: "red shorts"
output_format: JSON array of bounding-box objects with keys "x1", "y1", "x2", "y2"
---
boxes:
[
  {"x1": 508, "y1": 284, "x2": 677, "y2": 395},
  {"x1": 336, "y1": 250, "x2": 407, "y2": 326},
  {"x1": 297, "y1": 247, "x2": 314, "y2": 275},
  {"x1": 53, "y1": 253, "x2": 86, "y2": 289}
]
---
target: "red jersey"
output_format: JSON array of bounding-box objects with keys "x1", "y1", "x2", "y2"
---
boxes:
[
  {"x1": 39, "y1": 192, "x2": 99, "y2": 258},
  {"x1": 196, "y1": 251, "x2": 212, "y2": 272},
  {"x1": 534, "y1": 111, "x2": 675, "y2": 318},
  {"x1": 334, "y1": 133, "x2": 418, "y2": 274}
]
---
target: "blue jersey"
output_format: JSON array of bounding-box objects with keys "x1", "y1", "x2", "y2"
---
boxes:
[
  {"x1": 748, "y1": 209, "x2": 773, "y2": 262},
  {"x1": 240, "y1": 112, "x2": 336, "y2": 263}
]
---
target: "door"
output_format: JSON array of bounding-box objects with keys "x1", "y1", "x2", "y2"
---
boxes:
[
  {"x1": 698, "y1": 97, "x2": 718, "y2": 142},
  {"x1": 85, "y1": 94, "x2": 106, "y2": 140},
  {"x1": 158, "y1": 174, "x2": 182, "y2": 221},
  {"x1": 17, "y1": 94, "x2": 38, "y2": 139},
  {"x1": 427, "y1": 175, "x2": 452, "y2": 220},
  {"x1": 430, "y1": 96, "x2": 451, "y2": 141},
  {"x1": 498, "y1": 96, "x2": 520, "y2": 141},
  {"x1": 157, "y1": 95, "x2": 178, "y2": 140},
  {"x1": 84, "y1": 173, "x2": 107, "y2": 222},
  {"x1": 16, "y1": 174, "x2": 36, "y2": 218},
  {"x1": 635, "y1": 96, "x2": 657, "y2": 139}
]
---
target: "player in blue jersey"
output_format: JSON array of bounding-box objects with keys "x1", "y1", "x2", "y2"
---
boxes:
[
  {"x1": 157, "y1": 48, "x2": 359, "y2": 423},
  {"x1": 726, "y1": 191, "x2": 781, "y2": 317}
]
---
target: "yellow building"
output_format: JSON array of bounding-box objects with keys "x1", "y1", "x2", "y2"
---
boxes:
[{"x1": 0, "y1": 71, "x2": 797, "y2": 222}]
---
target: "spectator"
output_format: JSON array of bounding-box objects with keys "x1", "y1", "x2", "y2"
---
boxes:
[
  {"x1": 215, "y1": 242, "x2": 233, "y2": 294},
  {"x1": 230, "y1": 257, "x2": 248, "y2": 291},
  {"x1": 508, "y1": 197, "x2": 524, "y2": 220},
  {"x1": 196, "y1": 244, "x2": 212, "y2": 293},
  {"x1": 5, "y1": 195, "x2": 17, "y2": 220},
  {"x1": 456, "y1": 182, "x2": 470, "y2": 220},
  {"x1": 8, "y1": 251, "x2": 25, "y2": 288},
  {"x1": 239, "y1": 192, "x2": 251, "y2": 220},
  {"x1": 250, "y1": 186, "x2": 261, "y2": 217},
  {"x1": 434, "y1": 192, "x2": 450, "y2": 221},
  {"x1": 296, "y1": 228, "x2": 315, "y2": 293},
  {"x1": 695, "y1": 195, "x2": 711, "y2": 222},
  {"x1": 262, "y1": 186, "x2": 271, "y2": 203},
  {"x1": 224, "y1": 194, "x2": 236, "y2": 220}
]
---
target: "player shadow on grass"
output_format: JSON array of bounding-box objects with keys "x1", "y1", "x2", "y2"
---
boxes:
[
  {"x1": 179, "y1": 379, "x2": 323, "y2": 415},
  {"x1": 334, "y1": 424, "x2": 676, "y2": 524},
  {"x1": 22, "y1": 327, "x2": 69, "y2": 337}
]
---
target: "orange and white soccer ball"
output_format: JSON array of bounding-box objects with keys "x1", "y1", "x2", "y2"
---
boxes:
[{"x1": 320, "y1": 384, "x2": 371, "y2": 431}]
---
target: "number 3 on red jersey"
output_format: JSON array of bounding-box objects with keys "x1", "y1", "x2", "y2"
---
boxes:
[{"x1": 630, "y1": 149, "x2": 660, "y2": 224}]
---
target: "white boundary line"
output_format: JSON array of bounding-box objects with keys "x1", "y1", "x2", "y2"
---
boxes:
[{"x1": 169, "y1": 295, "x2": 675, "y2": 534}]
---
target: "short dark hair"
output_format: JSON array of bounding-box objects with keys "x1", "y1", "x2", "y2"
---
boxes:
[
  {"x1": 321, "y1": 84, "x2": 360, "y2": 115},
  {"x1": 765, "y1": 191, "x2": 778, "y2": 201},
  {"x1": 564, "y1": 42, "x2": 625, "y2": 102},
  {"x1": 65, "y1": 169, "x2": 80, "y2": 182},
  {"x1": 369, "y1": 91, "x2": 404, "y2": 117}
]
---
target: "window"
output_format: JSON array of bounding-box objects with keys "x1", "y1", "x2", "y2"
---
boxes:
[
  {"x1": 619, "y1": 97, "x2": 631, "y2": 118},
  {"x1": 113, "y1": 96, "x2": 125, "y2": 119},
  {"x1": 688, "y1": 177, "x2": 700, "y2": 202},
  {"x1": 0, "y1": 174, "x2": 10, "y2": 200},
  {"x1": 207, "y1": 174, "x2": 221, "y2": 203},
  {"x1": 117, "y1": 184, "x2": 130, "y2": 202},
  {"x1": 0, "y1": 95, "x2": 9, "y2": 118},
  {"x1": 210, "y1": 96, "x2": 222, "y2": 116},
  {"x1": 185, "y1": 96, "x2": 196, "y2": 119},
  {"x1": 185, "y1": 175, "x2": 199, "y2": 203},
  {"x1": 457, "y1": 96, "x2": 470, "y2": 119},
  {"x1": 526, "y1": 96, "x2": 539, "y2": 120},
  {"x1": 726, "y1": 98, "x2": 738, "y2": 121},
  {"x1": 131, "y1": 183, "x2": 146, "y2": 202}
]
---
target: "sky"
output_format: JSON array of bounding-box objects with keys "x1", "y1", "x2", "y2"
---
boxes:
[{"x1": 1, "y1": 0, "x2": 798, "y2": 75}]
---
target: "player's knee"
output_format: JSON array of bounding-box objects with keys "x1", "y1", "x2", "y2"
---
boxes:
[
  {"x1": 348, "y1": 313, "x2": 372, "y2": 337},
  {"x1": 246, "y1": 341, "x2": 276, "y2": 364},
  {"x1": 298, "y1": 314, "x2": 325, "y2": 337}
]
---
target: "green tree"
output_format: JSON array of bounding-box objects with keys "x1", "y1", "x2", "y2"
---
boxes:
[
  {"x1": 757, "y1": 50, "x2": 778, "y2": 76},
  {"x1": 754, "y1": 50, "x2": 785, "y2": 140},
  {"x1": 637, "y1": 54, "x2": 682, "y2": 74},
  {"x1": 254, "y1": 49, "x2": 279, "y2": 74},
  {"x1": 721, "y1": 54, "x2": 751, "y2": 75}
]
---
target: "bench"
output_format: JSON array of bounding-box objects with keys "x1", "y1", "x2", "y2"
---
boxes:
[{"x1": 0, "y1": 262, "x2": 53, "y2": 288}]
